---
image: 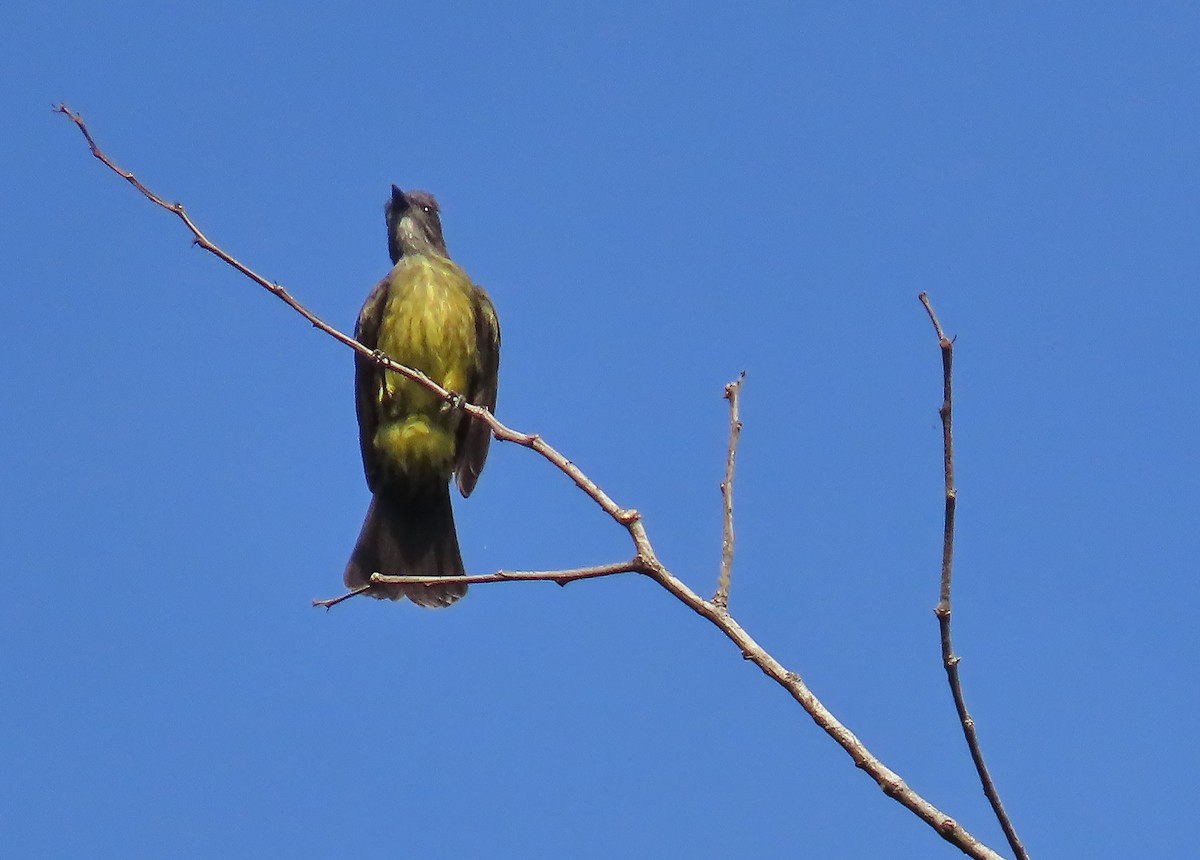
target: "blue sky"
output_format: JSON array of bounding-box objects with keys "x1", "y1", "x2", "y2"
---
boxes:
[{"x1": 4, "y1": 3, "x2": 1198, "y2": 858}]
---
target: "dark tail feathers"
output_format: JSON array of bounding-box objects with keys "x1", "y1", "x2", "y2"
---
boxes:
[{"x1": 343, "y1": 483, "x2": 467, "y2": 608}]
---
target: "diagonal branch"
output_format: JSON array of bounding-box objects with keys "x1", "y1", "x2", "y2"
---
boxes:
[
  {"x1": 55, "y1": 104, "x2": 633, "y2": 524},
  {"x1": 313, "y1": 585, "x2": 374, "y2": 610},
  {"x1": 712, "y1": 371, "x2": 745, "y2": 610},
  {"x1": 60, "y1": 104, "x2": 1007, "y2": 860},
  {"x1": 920, "y1": 292, "x2": 1027, "y2": 860}
]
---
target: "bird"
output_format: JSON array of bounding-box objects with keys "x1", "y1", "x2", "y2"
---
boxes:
[{"x1": 343, "y1": 185, "x2": 500, "y2": 607}]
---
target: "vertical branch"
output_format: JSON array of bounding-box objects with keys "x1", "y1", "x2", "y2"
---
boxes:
[
  {"x1": 920, "y1": 293, "x2": 1028, "y2": 860},
  {"x1": 713, "y1": 372, "x2": 745, "y2": 610}
]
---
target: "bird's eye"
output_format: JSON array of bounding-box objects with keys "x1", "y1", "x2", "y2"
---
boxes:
[{"x1": 422, "y1": 205, "x2": 432, "y2": 213}]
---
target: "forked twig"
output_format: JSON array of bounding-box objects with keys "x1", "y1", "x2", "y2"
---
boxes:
[
  {"x1": 60, "y1": 103, "x2": 1008, "y2": 860},
  {"x1": 920, "y1": 292, "x2": 1027, "y2": 860}
]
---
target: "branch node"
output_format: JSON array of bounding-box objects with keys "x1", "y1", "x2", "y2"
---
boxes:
[
  {"x1": 631, "y1": 552, "x2": 655, "y2": 574},
  {"x1": 615, "y1": 508, "x2": 641, "y2": 525}
]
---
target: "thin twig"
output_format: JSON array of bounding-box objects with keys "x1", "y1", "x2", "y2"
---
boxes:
[
  {"x1": 374, "y1": 560, "x2": 646, "y2": 588},
  {"x1": 313, "y1": 562, "x2": 646, "y2": 606},
  {"x1": 713, "y1": 371, "x2": 745, "y2": 610},
  {"x1": 61, "y1": 104, "x2": 1006, "y2": 859},
  {"x1": 920, "y1": 292, "x2": 1027, "y2": 860},
  {"x1": 313, "y1": 585, "x2": 373, "y2": 610}
]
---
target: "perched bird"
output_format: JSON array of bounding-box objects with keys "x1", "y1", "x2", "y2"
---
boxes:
[{"x1": 344, "y1": 185, "x2": 500, "y2": 607}]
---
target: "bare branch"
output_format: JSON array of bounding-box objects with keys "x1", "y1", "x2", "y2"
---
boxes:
[
  {"x1": 61, "y1": 105, "x2": 1007, "y2": 859},
  {"x1": 313, "y1": 562, "x2": 646, "y2": 607},
  {"x1": 374, "y1": 559, "x2": 647, "y2": 588},
  {"x1": 920, "y1": 292, "x2": 1027, "y2": 860},
  {"x1": 713, "y1": 371, "x2": 745, "y2": 610},
  {"x1": 56, "y1": 104, "x2": 637, "y2": 526},
  {"x1": 313, "y1": 585, "x2": 373, "y2": 610}
]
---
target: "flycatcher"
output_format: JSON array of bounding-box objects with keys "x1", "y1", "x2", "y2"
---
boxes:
[{"x1": 343, "y1": 185, "x2": 500, "y2": 607}]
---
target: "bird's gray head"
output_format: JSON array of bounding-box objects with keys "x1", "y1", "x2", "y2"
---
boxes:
[{"x1": 385, "y1": 185, "x2": 447, "y2": 263}]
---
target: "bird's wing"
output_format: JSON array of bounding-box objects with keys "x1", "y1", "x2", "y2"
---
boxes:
[
  {"x1": 455, "y1": 283, "x2": 501, "y2": 498},
  {"x1": 354, "y1": 273, "x2": 392, "y2": 493}
]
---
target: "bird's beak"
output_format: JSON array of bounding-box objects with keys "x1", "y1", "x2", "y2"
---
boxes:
[{"x1": 391, "y1": 184, "x2": 408, "y2": 210}]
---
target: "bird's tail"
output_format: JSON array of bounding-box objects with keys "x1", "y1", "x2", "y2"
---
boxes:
[{"x1": 343, "y1": 483, "x2": 467, "y2": 608}]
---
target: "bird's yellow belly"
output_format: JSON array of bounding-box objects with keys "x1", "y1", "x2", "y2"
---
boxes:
[{"x1": 373, "y1": 258, "x2": 476, "y2": 478}]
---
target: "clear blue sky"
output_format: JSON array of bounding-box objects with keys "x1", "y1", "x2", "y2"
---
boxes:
[{"x1": 3, "y1": 4, "x2": 1197, "y2": 858}]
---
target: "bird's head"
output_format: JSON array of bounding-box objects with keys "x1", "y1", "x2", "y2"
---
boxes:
[{"x1": 385, "y1": 185, "x2": 448, "y2": 263}]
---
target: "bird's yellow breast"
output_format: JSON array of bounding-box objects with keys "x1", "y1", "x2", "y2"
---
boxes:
[{"x1": 373, "y1": 255, "x2": 477, "y2": 477}]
